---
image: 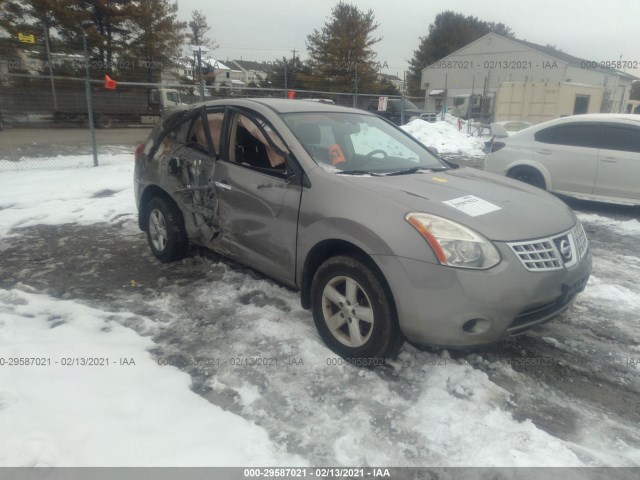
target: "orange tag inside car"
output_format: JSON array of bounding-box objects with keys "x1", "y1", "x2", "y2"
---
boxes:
[{"x1": 328, "y1": 144, "x2": 346, "y2": 165}]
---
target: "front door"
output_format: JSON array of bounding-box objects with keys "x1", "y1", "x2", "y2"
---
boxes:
[
  {"x1": 532, "y1": 123, "x2": 600, "y2": 194},
  {"x1": 211, "y1": 108, "x2": 303, "y2": 286}
]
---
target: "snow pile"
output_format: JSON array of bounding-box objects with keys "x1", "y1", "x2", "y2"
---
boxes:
[
  {"x1": 0, "y1": 288, "x2": 307, "y2": 467},
  {"x1": 401, "y1": 119, "x2": 486, "y2": 157},
  {"x1": 0, "y1": 163, "x2": 135, "y2": 237}
]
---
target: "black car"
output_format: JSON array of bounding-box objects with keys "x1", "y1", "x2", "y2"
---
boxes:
[{"x1": 365, "y1": 98, "x2": 437, "y2": 125}]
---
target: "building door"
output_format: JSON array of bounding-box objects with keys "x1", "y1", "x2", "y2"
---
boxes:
[{"x1": 573, "y1": 95, "x2": 590, "y2": 114}]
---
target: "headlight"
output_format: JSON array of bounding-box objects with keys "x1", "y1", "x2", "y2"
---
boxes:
[{"x1": 405, "y1": 213, "x2": 500, "y2": 269}]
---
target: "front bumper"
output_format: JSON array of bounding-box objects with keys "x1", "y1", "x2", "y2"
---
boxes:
[{"x1": 373, "y1": 241, "x2": 592, "y2": 348}]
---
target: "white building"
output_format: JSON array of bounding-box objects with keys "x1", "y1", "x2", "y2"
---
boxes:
[
  {"x1": 421, "y1": 33, "x2": 637, "y2": 114},
  {"x1": 232, "y1": 60, "x2": 267, "y2": 86},
  {"x1": 182, "y1": 58, "x2": 245, "y2": 89}
]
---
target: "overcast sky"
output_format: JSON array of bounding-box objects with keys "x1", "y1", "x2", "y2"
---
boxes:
[{"x1": 177, "y1": 0, "x2": 640, "y2": 78}]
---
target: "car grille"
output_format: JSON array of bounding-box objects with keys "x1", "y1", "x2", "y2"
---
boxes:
[
  {"x1": 573, "y1": 221, "x2": 589, "y2": 259},
  {"x1": 507, "y1": 223, "x2": 589, "y2": 272}
]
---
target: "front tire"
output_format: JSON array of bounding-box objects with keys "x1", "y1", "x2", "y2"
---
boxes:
[
  {"x1": 311, "y1": 255, "x2": 403, "y2": 363},
  {"x1": 145, "y1": 196, "x2": 188, "y2": 262}
]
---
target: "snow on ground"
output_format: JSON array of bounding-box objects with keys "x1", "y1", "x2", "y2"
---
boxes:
[
  {"x1": 1, "y1": 157, "x2": 640, "y2": 466},
  {"x1": 0, "y1": 163, "x2": 135, "y2": 237},
  {"x1": 146, "y1": 265, "x2": 585, "y2": 467},
  {"x1": 577, "y1": 212, "x2": 640, "y2": 237},
  {"x1": 0, "y1": 150, "x2": 132, "y2": 170},
  {"x1": 0, "y1": 288, "x2": 306, "y2": 467},
  {"x1": 401, "y1": 119, "x2": 486, "y2": 157}
]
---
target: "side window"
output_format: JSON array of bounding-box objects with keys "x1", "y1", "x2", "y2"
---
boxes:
[
  {"x1": 152, "y1": 113, "x2": 189, "y2": 159},
  {"x1": 600, "y1": 125, "x2": 640, "y2": 153},
  {"x1": 229, "y1": 113, "x2": 289, "y2": 175},
  {"x1": 186, "y1": 111, "x2": 224, "y2": 156},
  {"x1": 534, "y1": 124, "x2": 599, "y2": 148}
]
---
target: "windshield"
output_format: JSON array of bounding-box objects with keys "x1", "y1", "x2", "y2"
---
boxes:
[
  {"x1": 391, "y1": 99, "x2": 419, "y2": 109},
  {"x1": 283, "y1": 112, "x2": 445, "y2": 174}
]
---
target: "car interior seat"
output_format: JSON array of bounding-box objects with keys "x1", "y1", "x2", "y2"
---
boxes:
[
  {"x1": 235, "y1": 125, "x2": 272, "y2": 169},
  {"x1": 295, "y1": 123, "x2": 330, "y2": 163}
]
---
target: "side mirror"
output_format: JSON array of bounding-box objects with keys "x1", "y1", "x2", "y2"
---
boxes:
[
  {"x1": 442, "y1": 159, "x2": 460, "y2": 169},
  {"x1": 489, "y1": 122, "x2": 509, "y2": 139},
  {"x1": 427, "y1": 146, "x2": 439, "y2": 156}
]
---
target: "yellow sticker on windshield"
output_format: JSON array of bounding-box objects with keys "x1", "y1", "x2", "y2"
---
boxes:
[{"x1": 431, "y1": 177, "x2": 448, "y2": 183}]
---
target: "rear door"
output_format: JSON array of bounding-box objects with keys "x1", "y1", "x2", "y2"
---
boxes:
[
  {"x1": 211, "y1": 108, "x2": 303, "y2": 286},
  {"x1": 532, "y1": 123, "x2": 600, "y2": 194},
  {"x1": 594, "y1": 123, "x2": 640, "y2": 201}
]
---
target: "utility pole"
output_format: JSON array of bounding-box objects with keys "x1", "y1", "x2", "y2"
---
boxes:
[
  {"x1": 190, "y1": 20, "x2": 206, "y2": 101},
  {"x1": 353, "y1": 62, "x2": 358, "y2": 108},
  {"x1": 43, "y1": 19, "x2": 57, "y2": 110},
  {"x1": 82, "y1": 29, "x2": 98, "y2": 167},
  {"x1": 290, "y1": 49, "x2": 297, "y2": 93},
  {"x1": 284, "y1": 61, "x2": 288, "y2": 98},
  {"x1": 197, "y1": 46, "x2": 204, "y2": 101},
  {"x1": 400, "y1": 71, "x2": 406, "y2": 125}
]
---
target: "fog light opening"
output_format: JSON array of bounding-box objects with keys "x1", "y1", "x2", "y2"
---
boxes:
[{"x1": 462, "y1": 318, "x2": 491, "y2": 334}]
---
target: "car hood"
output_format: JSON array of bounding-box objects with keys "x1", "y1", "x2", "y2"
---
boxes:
[{"x1": 339, "y1": 167, "x2": 577, "y2": 242}]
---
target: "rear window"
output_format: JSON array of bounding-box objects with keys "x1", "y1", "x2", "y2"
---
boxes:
[
  {"x1": 600, "y1": 125, "x2": 640, "y2": 153},
  {"x1": 534, "y1": 124, "x2": 600, "y2": 148}
]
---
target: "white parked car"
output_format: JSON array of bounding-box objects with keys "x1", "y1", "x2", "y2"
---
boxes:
[{"x1": 485, "y1": 114, "x2": 640, "y2": 206}]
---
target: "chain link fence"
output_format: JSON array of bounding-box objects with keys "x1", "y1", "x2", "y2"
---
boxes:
[{"x1": 0, "y1": 71, "x2": 435, "y2": 171}]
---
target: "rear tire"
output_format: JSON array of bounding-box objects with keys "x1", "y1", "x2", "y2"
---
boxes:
[
  {"x1": 311, "y1": 255, "x2": 403, "y2": 364},
  {"x1": 507, "y1": 166, "x2": 546, "y2": 189},
  {"x1": 145, "y1": 196, "x2": 188, "y2": 262}
]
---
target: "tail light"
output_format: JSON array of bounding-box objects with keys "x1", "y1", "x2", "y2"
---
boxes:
[
  {"x1": 490, "y1": 141, "x2": 506, "y2": 153},
  {"x1": 134, "y1": 143, "x2": 145, "y2": 160}
]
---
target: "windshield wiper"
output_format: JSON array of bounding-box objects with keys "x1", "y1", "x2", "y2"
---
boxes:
[
  {"x1": 337, "y1": 169, "x2": 382, "y2": 176},
  {"x1": 385, "y1": 166, "x2": 448, "y2": 176}
]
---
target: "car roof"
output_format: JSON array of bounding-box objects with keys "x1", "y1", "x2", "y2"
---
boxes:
[
  {"x1": 543, "y1": 113, "x2": 640, "y2": 126},
  {"x1": 502, "y1": 114, "x2": 640, "y2": 139},
  {"x1": 191, "y1": 97, "x2": 370, "y2": 115}
]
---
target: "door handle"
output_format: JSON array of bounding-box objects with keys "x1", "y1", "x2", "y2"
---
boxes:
[
  {"x1": 214, "y1": 181, "x2": 232, "y2": 191},
  {"x1": 601, "y1": 157, "x2": 618, "y2": 163},
  {"x1": 536, "y1": 149, "x2": 552, "y2": 155}
]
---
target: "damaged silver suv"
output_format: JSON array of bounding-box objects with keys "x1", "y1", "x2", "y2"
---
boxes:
[{"x1": 134, "y1": 99, "x2": 591, "y2": 361}]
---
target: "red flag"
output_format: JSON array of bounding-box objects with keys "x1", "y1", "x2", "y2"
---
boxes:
[{"x1": 105, "y1": 75, "x2": 117, "y2": 90}]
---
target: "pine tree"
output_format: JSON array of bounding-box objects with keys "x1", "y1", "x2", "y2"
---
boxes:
[
  {"x1": 121, "y1": 0, "x2": 186, "y2": 83},
  {"x1": 186, "y1": 10, "x2": 217, "y2": 84},
  {"x1": 306, "y1": 1, "x2": 381, "y2": 93},
  {"x1": 0, "y1": 0, "x2": 74, "y2": 78},
  {"x1": 57, "y1": 0, "x2": 130, "y2": 73}
]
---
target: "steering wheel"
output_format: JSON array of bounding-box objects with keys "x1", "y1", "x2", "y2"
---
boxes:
[{"x1": 365, "y1": 149, "x2": 388, "y2": 158}]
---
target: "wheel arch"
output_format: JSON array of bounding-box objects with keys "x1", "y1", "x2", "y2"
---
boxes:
[
  {"x1": 138, "y1": 184, "x2": 182, "y2": 231},
  {"x1": 505, "y1": 160, "x2": 553, "y2": 190},
  {"x1": 300, "y1": 239, "x2": 397, "y2": 319}
]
